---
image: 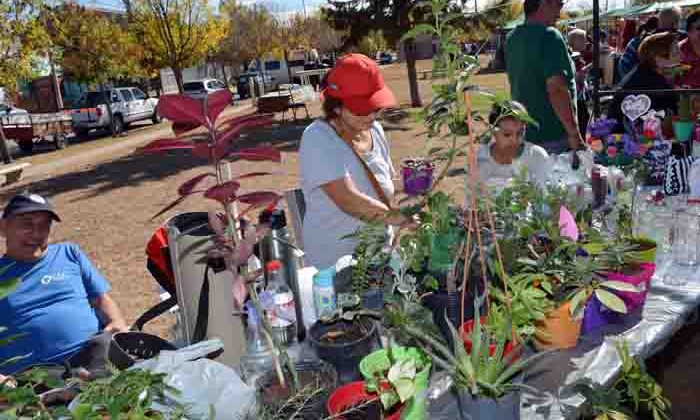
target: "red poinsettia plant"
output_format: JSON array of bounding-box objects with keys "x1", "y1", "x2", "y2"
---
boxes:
[{"x1": 140, "y1": 90, "x2": 298, "y2": 389}]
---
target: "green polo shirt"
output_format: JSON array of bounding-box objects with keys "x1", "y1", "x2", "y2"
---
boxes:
[{"x1": 505, "y1": 22, "x2": 577, "y2": 145}]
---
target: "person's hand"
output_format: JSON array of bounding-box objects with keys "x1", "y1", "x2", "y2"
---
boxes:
[
  {"x1": 104, "y1": 320, "x2": 129, "y2": 333},
  {"x1": 0, "y1": 373, "x2": 15, "y2": 387},
  {"x1": 567, "y1": 132, "x2": 585, "y2": 170},
  {"x1": 386, "y1": 212, "x2": 419, "y2": 229}
]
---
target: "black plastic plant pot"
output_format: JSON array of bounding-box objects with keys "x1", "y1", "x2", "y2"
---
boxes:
[
  {"x1": 427, "y1": 386, "x2": 521, "y2": 420},
  {"x1": 256, "y1": 360, "x2": 337, "y2": 419},
  {"x1": 309, "y1": 317, "x2": 380, "y2": 384},
  {"x1": 423, "y1": 281, "x2": 484, "y2": 345},
  {"x1": 361, "y1": 288, "x2": 384, "y2": 310}
]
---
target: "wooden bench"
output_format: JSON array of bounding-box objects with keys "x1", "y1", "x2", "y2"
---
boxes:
[{"x1": 0, "y1": 162, "x2": 31, "y2": 186}]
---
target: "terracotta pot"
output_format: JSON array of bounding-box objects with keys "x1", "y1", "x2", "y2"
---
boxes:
[
  {"x1": 534, "y1": 302, "x2": 582, "y2": 350},
  {"x1": 326, "y1": 381, "x2": 402, "y2": 420},
  {"x1": 601, "y1": 262, "x2": 656, "y2": 310},
  {"x1": 460, "y1": 318, "x2": 521, "y2": 362}
]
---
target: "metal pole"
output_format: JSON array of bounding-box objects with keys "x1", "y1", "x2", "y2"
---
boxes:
[
  {"x1": 302, "y1": 0, "x2": 306, "y2": 18},
  {"x1": 592, "y1": 0, "x2": 601, "y2": 118}
]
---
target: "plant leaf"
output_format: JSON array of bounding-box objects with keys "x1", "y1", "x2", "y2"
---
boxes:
[
  {"x1": 227, "y1": 146, "x2": 281, "y2": 163},
  {"x1": 236, "y1": 191, "x2": 282, "y2": 206},
  {"x1": 401, "y1": 23, "x2": 437, "y2": 42},
  {"x1": 203, "y1": 181, "x2": 241, "y2": 203},
  {"x1": 600, "y1": 280, "x2": 639, "y2": 293},
  {"x1": 178, "y1": 173, "x2": 215, "y2": 196},
  {"x1": 595, "y1": 289, "x2": 628, "y2": 314},
  {"x1": 151, "y1": 196, "x2": 187, "y2": 220},
  {"x1": 157, "y1": 94, "x2": 207, "y2": 125},
  {"x1": 217, "y1": 114, "x2": 274, "y2": 146},
  {"x1": 206, "y1": 89, "x2": 233, "y2": 122},
  {"x1": 570, "y1": 289, "x2": 590, "y2": 317},
  {"x1": 192, "y1": 141, "x2": 228, "y2": 160},
  {"x1": 172, "y1": 121, "x2": 201, "y2": 136}
]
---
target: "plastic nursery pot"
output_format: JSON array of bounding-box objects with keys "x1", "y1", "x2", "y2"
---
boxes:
[
  {"x1": 423, "y1": 288, "x2": 481, "y2": 346},
  {"x1": 359, "y1": 347, "x2": 431, "y2": 420},
  {"x1": 581, "y1": 294, "x2": 620, "y2": 334},
  {"x1": 455, "y1": 388, "x2": 521, "y2": 420},
  {"x1": 673, "y1": 121, "x2": 695, "y2": 143},
  {"x1": 309, "y1": 317, "x2": 380, "y2": 384},
  {"x1": 361, "y1": 288, "x2": 384, "y2": 310},
  {"x1": 601, "y1": 262, "x2": 656, "y2": 311},
  {"x1": 256, "y1": 360, "x2": 337, "y2": 418},
  {"x1": 327, "y1": 381, "x2": 402, "y2": 420},
  {"x1": 401, "y1": 162, "x2": 434, "y2": 196},
  {"x1": 534, "y1": 301, "x2": 582, "y2": 351},
  {"x1": 628, "y1": 237, "x2": 657, "y2": 263},
  {"x1": 460, "y1": 318, "x2": 521, "y2": 362}
]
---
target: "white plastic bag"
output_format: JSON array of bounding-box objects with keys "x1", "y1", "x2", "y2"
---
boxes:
[{"x1": 133, "y1": 339, "x2": 255, "y2": 420}]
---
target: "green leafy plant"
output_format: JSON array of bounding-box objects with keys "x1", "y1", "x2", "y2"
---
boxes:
[
  {"x1": 73, "y1": 368, "x2": 187, "y2": 420},
  {"x1": 489, "y1": 273, "x2": 553, "y2": 341},
  {"x1": 343, "y1": 221, "x2": 392, "y2": 296},
  {"x1": 405, "y1": 297, "x2": 547, "y2": 399},
  {"x1": 363, "y1": 345, "x2": 430, "y2": 412},
  {"x1": 574, "y1": 341, "x2": 671, "y2": 420}
]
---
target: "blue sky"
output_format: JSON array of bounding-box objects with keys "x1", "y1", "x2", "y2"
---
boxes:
[{"x1": 80, "y1": 0, "x2": 327, "y2": 13}]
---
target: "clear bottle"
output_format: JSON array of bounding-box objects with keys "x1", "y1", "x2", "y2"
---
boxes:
[
  {"x1": 239, "y1": 303, "x2": 273, "y2": 386},
  {"x1": 265, "y1": 260, "x2": 297, "y2": 345},
  {"x1": 312, "y1": 267, "x2": 336, "y2": 320}
]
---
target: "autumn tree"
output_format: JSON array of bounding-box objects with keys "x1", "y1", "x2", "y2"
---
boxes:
[
  {"x1": 45, "y1": 4, "x2": 143, "y2": 86},
  {"x1": 0, "y1": 0, "x2": 46, "y2": 163},
  {"x1": 131, "y1": 0, "x2": 225, "y2": 93},
  {"x1": 357, "y1": 29, "x2": 388, "y2": 58}
]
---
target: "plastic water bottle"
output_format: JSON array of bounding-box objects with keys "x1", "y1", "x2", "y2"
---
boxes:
[
  {"x1": 265, "y1": 260, "x2": 297, "y2": 345},
  {"x1": 239, "y1": 302, "x2": 273, "y2": 386},
  {"x1": 312, "y1": 267, "x2": 336, "y2": 319}
]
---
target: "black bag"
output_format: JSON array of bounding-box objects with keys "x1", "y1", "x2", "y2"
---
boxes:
[{"x1": 664, "y1": 155, "x2": 695, "y2": 196}]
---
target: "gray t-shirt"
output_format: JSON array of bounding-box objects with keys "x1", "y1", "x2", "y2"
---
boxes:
[
  {"x1": 465, "y1": 141, "x2": 549, "y2": 198},
  {"x1": 299, "y1": 120, "x2": 395, "y2": 268}
]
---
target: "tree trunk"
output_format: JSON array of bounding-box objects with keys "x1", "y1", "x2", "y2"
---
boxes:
[
  {"x1": 284, "y1": 50, "x2": 293, "y2": 84},
  {"x1": 220, "y1": 63, "x2": 230, "y2": 89},
  {"x1": 0, "y1": 125, "x2": 13, "y2": 164},
  {"x1": 173, "y1": 67, "x2": 185, "y2": 93},
  {"x1": 406, "y1": 42, "x2": 422, "y2": 108}
]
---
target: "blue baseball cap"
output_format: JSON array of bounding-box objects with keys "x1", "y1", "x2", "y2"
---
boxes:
[{"x1": 2, "y1": 193, "x2": 61, "y2": 222}]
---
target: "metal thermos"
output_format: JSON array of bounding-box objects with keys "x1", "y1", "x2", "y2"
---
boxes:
[{"x1": 259, "y1": 209, "x2": 305, "y2": 341}]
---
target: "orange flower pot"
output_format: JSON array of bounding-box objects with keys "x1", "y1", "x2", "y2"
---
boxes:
[{"x1": 534, "y1": 301, "x2": 582, "y2": 350}]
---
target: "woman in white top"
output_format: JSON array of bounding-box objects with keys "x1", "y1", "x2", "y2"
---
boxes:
[
  {"x1": 298, "y1": 54, "x2": 410, "y2": 268},
  {"x1": 466, "y1": 101, "x2": 549, "y2": 197}
]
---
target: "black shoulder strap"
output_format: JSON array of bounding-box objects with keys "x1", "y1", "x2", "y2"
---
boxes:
[{"x1": 191, "y1": 262, "x2": 211, "y2": 344}]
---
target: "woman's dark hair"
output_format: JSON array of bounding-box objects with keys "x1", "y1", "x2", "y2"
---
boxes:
[
  {"x1": 687, "y1": 11, "x2": 700, "y2": 32},
  {"x1": 322, "y1": 95, "x2": 344, "y2": 121}
]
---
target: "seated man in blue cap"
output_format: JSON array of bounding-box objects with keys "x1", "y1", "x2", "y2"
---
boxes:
[{"x1": 0, "y1": 193, "x2": 128, "y2": 377}]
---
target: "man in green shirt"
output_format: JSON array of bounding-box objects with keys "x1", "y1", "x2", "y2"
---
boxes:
[{"x1": 506, "y1": 0, "x2": 584, "y2": 155}]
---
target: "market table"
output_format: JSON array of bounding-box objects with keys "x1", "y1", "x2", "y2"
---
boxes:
[{"x1": 519, "y1": 193, "x2": 698, "y2": 419}]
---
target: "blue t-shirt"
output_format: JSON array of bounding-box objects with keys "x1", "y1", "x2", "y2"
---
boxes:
[{"x1": 0, "y1": 243, "x2": 110, "y2": 374}]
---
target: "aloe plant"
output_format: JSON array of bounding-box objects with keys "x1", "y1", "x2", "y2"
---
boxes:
[{"x1": 140, "y1": 91, "x2": 298, "y2": 390}]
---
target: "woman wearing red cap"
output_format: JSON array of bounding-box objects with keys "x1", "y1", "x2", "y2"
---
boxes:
[{"x1": 299, "y1": 53, "x2": 406, "y2": 268}]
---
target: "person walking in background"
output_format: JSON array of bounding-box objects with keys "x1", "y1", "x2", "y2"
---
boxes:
[
  {"x1": 505, "y1": 0, "x2": 584, "y2": 157},
  {"x1": 569, "y1": 29, "x2": 592, "y2": 137},
  {"x1": 618, "y1": 6, "x2": 683, "y2": 80},
  {"x1": 680, "y1": 11, "x2": 700, "y2": 88}
]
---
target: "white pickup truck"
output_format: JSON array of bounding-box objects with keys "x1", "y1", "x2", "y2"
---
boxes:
[{"x1": 71, "y1": 87, "x2": 160, "y2": 137}]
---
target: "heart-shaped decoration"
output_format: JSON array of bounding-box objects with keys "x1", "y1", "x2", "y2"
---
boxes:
[{"x1": 621, "y1": 94, "x2": 652, "y2": 122}]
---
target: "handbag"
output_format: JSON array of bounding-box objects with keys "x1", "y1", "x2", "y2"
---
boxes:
[{"x1": 664, "y1": 155, "x2": 695, "y2": 196}]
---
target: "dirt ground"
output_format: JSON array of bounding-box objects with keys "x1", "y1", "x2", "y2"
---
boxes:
[{"x1": 0, "y1": 59, "x2": 507, "y2": 336}]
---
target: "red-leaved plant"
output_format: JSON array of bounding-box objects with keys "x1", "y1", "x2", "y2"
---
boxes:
[{"x1": 140, "y1": 89, "x2": 298, "y2": 389}]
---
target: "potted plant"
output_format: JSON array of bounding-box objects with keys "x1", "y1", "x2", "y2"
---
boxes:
[
  {"x1": 673, "y1": 95, "x2": 694, "y2": 143},
  {"x1": 404, "y1": 299, "x2": 546, "y2": 419},
  {"x1": 308, "y1": 297, "x2": 381, "y2": 383},
  {"x1": 358, "y1": 345, "x2": 431, "y2": 420},
  {"x1": 571, "y1": 341, "x2": 671, "y2": 420},
  {"x1": 401, "y1": 158, "x2": 434, "y2": 196},
  {"x1": 326, "y1": 381, "x2": 401, "y2": 420}
]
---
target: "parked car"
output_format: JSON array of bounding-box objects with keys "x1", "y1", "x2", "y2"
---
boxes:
[
  {"x1": 0, "y1": 104, "x2": 29, "y2": 119},
  {"x1": 236, "y1": 72, "x2": 275, "y2": 99},
  {"x1": 377, "y1": 52, "x2": 394, "y2": 65},
  {"x1": 71, "y1": 87, "x2": 159, "y2": 137},
  {"x1": 183, "y1": 78, "x2": 229, "y2": 100}
]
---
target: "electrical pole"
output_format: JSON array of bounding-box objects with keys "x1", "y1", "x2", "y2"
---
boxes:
[{"x1": 302, "y1": 0, "x2": 306, "y2": 18}]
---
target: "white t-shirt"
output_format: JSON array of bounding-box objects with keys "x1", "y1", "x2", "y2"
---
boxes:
[
  {"x1": 299, "y1": 120, "x2": 395, "y2": 268},
  {"x1": 465, "y1": 141, "x2": 549, "y2": 197}
]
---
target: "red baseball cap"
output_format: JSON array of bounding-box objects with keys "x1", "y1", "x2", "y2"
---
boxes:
[{"x1": 322, "y1": 53, "x2": 397, "y2": 116}]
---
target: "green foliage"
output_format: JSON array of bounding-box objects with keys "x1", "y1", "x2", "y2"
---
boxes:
[
  {"x1": 0, "y1": 0, "x2": 47, "y2": 96},
  {"x1": 343, "y1": 222, "x2": 391, "y2": 295},
  {"x1": 363, "y1": 346, "x2": 429, "y2": 412},
  {"x1": 489, "y1": 274, "x2": 553, "y2": 340},
  {"x1": 574, "y1": 341, "x2": 671, "y2": 420},
  {"x1": 74, "y1": 368, "x2": 187, "y2": 419},
  {"x1": 404, "y1": 297, "x2": 547, "y2": 399}
]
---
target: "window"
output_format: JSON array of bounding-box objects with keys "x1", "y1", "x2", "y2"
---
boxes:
[
  {"x1": 132, "y1": 88, "x2": 147, "y2": 100},
  {"x1": 120, "y1": 90, "x2": 134, "y2": 101},
  {"x1": 183, "y1": 81, "x2": 204, "y2": 92},
  {"x1": 207, "y1": 81, "x2": 221, "y2": 90},
  {"x1": 265, "y1": 61, "x2": 281, "y2": 71},
  {"x1": 110, "y1": 91, "x2": 122, "y2": 103}
]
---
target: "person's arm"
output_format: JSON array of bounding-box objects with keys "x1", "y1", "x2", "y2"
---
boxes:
[
  {"x1": 91, "y1": 294, "x2": 128, "y2": 333},
  {"x1": 546, "y1": 75, "x2": 583, "y2": 149},
  {"x1": 321, "y1": 176, "x2": 406, "y2": 225}
]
